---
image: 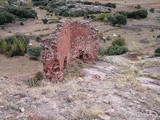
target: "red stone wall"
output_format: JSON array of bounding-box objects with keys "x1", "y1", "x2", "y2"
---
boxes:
[{"x1": 41, "y1": 21, "x2": 100, "y2": 82}]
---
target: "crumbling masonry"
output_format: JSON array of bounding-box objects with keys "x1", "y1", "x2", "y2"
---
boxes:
[{"x1": 41, "y1": 21, "x2": 100, "y2": 82}]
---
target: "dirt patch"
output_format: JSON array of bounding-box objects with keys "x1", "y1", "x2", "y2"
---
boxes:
[{"x1": 0, "y1": 55, "x2": 43, "y2": 80}]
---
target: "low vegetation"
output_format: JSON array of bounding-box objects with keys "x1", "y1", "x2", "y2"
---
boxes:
[
  {"x1": 150, "y1": 8, "x2": 155, "y2": 13},
  {"x1": 108, "y1": 14, "x2": 127, "y2": 26},
  {"x1": 112, "y1": 38, "x2": 126, "y2": 46},
  {"x1": 99, "y1": 38, "x2": 128, "y2": 56},
  {"x1": 28, "y1": 71, "x2": 44, "y2": 87},
  {"x1": 42, "y1": 19, "x2": 48, "y2": 24},
  {"x1": 96, "y1": 13, "x2": 106, "y2": 21},
  {"x1": 118, "y1": 9, "x2": 148, "y2": 19},
  {"x1": 154, "y1": 48, "x2": 160, "y2": 57},
  {"x1": 0, "y1": 34, "x2": 29, "y2": 57},
  {"x1": 0, "y1": 6, "x2": 37, "y2": 25},
  {"x1": 106, "y1": 45, "x2": 128, "y2": 55},
  {"x1": 27, "y1": 46, "x2": 41, "y2": 60},
  {"x1": 32, "y1": 0, "x2": 115, "y2": 17}
]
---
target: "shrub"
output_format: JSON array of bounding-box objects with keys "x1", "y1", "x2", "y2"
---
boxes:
[
  {"x1": 127, "y1": 9, "x2": 148, "y2": 19},
  {"x1": 135, "y1": 4, "x2": 141, "y2": 9},
  {"x1": 35, "y1": 71, "x2": 44, "y2": 81},
  {"x1": 106, "y1": 45, "x2": 128, "y2": 55},
  {"x1": 0, "y1": 13, "x2": 6, "y2": 25},
  {"x1": 32, "y1": 0, "x2": 46, "y2": 6},
  {"x1": 157, "y1": 35, "x2": 160, "y2": 38},
  {"x1": 96, "y1": 13, "x2": 106, "y2": 21},
  {"x1": 58, "y1": 9, "x2": 69, "y2": 17},
  {"x1": 28, "y1": 71, "x2": 44, "y2": 87},
  {"x1": 108, "y1": 14, "x2": 127, "y2": 26},
  {"x1": 99, "y1": 47, "x2": 107, "y2": 56},
  {"x1": 29, "y1": 35, "x2": 41, "y2": 42},
  {"x1": 27, "y1": 46, "x2": 41, "y2": 60},
  {"x1": 0, "y1": 34, "x2": 29, "y2": 57},
  {"x1": 68, "y1": 4, "x2": 75, "y2": 8},
  {"x1": 6, "y1": 6, "x2": 37, "y2": 18},
  {"x1": 150, "y1": 8, "x2": 155, "y2": 13},
  {"x1": 2, "y1": 38, "x2": 26, "y2": 57},
  {"x1": 20, "y1": 21, "x2": 24, "y2": 25},
  {"x1": 1, "y1": 25, "x2": 4, "y2": 29},
  {"x1": 69, "y1": 10, "x2": 88, "y2": 17},
  {"x1": 112, "y1": 38, "x2": 126, "y2": 46},
  {"x1": 5, "y1": 34, "x2": 29, "y2": 46},
  {"x1": 154, "y1": 48, "x2": 160, "y2": 57},
  {"x1": 104, "y1": 3, "x2": 116, "y2": 8},
  {"x1": 94, "y1": 2, "x2": 102, "y2": 6},
  {"x1": 41, "y1": 19, "x2": 48, "y2": 24},
  {"x1": 0, "y1": 39, "x2": 7, "y2": 53},
  {"x1": 2, "y1": 12, "x2": 15, "y2": 23}
]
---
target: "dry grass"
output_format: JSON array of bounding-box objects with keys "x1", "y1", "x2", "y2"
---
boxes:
[
  {"x1": 0, "y1": 54, "x2": 43, "y2": 80},
  {"x1": 64, "y1": 59, "x2": 92, "y2": 80},
  {"x1": 115, "y1": 66, "x2": 146, "y2": 92},
  {"x1": 135, "y1": 59, "x2": 160, "y2": 69},
  {"x1": 70, "y1": 106, "x2": 104, "y2": 120}
]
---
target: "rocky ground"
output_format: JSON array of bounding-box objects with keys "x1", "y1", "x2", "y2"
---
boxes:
[{"x1": 0, "y1": 56, "x2": 160, "y2": 120}]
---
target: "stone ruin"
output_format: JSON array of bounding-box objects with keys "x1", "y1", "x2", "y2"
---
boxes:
[{"x1": 41, "y1": 20, "x2": 100, "y2": 82}]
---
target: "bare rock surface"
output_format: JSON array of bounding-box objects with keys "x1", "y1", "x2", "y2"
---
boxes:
[{"x1": 143, "y1": 66, "x2": 160, "y2": 76}]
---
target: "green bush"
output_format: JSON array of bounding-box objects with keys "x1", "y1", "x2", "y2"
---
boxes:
[
  {"x1": 127, "y1": 9, "x2": 148, "y2": 19},
  {"x1": 0, "y1": 34, "x2": 29, "y2": 57},
  {"x1": 6, "y1": 6, "x2": 37, "y2": 18},
  {"x1": 2, "y1": 12, "x2": 15, "y2": 23},
  {"x1": 149, "y1": 8, "x2": 155, "y2": 13},
  {"x1": 96, "y1": 13, "x2": 106, "y2": 21},
  {"x1": 27, "y1": 46, "x2": 41, "y2": 60},
  {"x1": 0, "y1": 13, "x2": 6, "y2": 25},
  {"x1": 104, "y1": 3, "x2": 116, "y2": 8},
  {"x1": 106, "y1": 45, "x2": 128, "y2": 55},
  {"x1": 0, "y1": 39, "x2": 7, "y2": 53},
  {"x1": 112, "y1": 38, "x2": 126, "y2": 46},
  {"x1": 154, "y1": 48, "x2": 160, "y2": 57},
  {"x1": 108, "y1": 14, "x2": 127, "y2": 26},
  {"x1": 99, "y1": 47, "x2": 107, "y2": 56},
  {"x1": 32, "y1": 0, "x2": 47, "y2": 6},
  {"x1": 1, "y1": 38, "x2": 26, "y2": 57},
  {"x1": 41, "y1": 19, "x2": 48, "y2": 24},
  {"x1": 69, "y1": 10, "x2": 88, "y2": 17},
  {"x1": 5, "y1": 34, "x2": 29, "y2": 46}
]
